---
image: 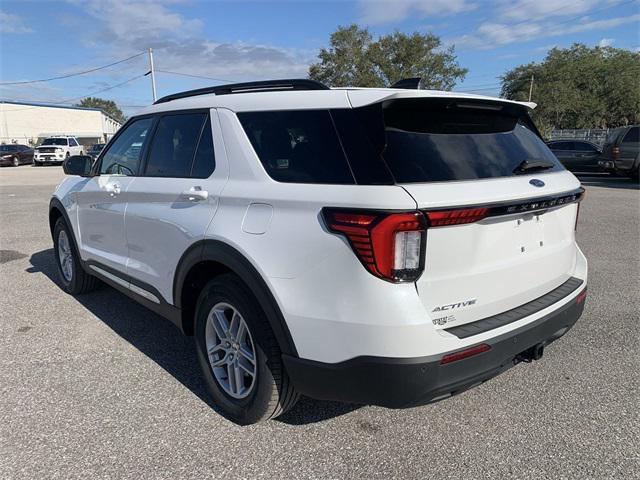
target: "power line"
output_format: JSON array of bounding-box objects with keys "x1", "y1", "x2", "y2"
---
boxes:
[
  {"x1": 156, "y1": 69, "x2": 238, "y2": 84},
  {"x1": 0, "y1": 52, "x2": 146, "y2": 86},
  {"x1": 1, "y1": 73, "x2": 148, "y2": 112}
]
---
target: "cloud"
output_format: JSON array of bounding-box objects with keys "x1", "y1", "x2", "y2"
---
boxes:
[
  {"x1": 73, "y1": 0, "x2": 311, "y2": 80},
  {"x1": 453, "y1": 13, "x2": 640, "y2": 49},
  {"x1": 0, "y1": 11, "x2": 33, "y2": 34},
  {"x1": 498, "y1": 0, "x2": 599, "y2": 21},
  {"x1": 598, "y1": 37, "x2": 615, "y2": 47},
  {"x1": 358, "y1": 0, "x2": 476, "y2": 24}
]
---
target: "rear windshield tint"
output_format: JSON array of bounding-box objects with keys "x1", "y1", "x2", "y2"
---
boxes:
[
  {"x1": 237, "y1": 110, "x2": 355, "y2": 184},
  {"x1": 377, "y1": 99, "x2": 562, "y2": 183}
]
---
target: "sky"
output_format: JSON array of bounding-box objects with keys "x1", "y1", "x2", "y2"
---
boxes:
[{"x1": 1, "y1": 0, "x2": 638, "y2": 115}]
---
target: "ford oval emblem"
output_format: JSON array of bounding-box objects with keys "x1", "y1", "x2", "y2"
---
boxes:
[{"x1": 529, "y1": 179, "x2": 545, "y2": 187}]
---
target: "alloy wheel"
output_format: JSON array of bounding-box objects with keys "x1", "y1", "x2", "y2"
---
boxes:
[
  {"x1": 205, "y1": 302, "x2": 257, "y2": 399},
  {"x1": 57, "y1": 230, "x2": 73, "y2": 282}
]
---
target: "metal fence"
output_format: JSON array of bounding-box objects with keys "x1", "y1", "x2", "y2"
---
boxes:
[{"x1": 548, "y1": 128, "x2": 611, "y2": 146}]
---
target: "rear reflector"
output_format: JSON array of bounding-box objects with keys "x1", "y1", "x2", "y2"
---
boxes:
[
  {"x1": 576, "y1": 288, "x2": 587, "y2": 304},
  {"x1": 323, "y1": 208, "x2": 426, "y2": 282},
  {"x1": 440, "y1": 343, "x2": 491, "y2": 365},
  {"x1": 426, "y1": 207, "x2": 489, "y2": 227}
]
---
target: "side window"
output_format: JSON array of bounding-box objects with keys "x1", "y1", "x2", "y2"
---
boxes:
[
  {"x1": 622, "y1": 127, "x2": 639, "y2": 143},
  {"x1": 191, "y1": 116, "x2": 215, "y2": 178},
  {"x1": 71, "y1": 138, "x2": 79, "y2": 146},
  {"x1": 100, "y1": 118, "x2": 152, "y2": 176},
  {"x1": 575, "y1": 142, "x2": 596, "y2": 152},
  {"x1": 144, "y1": 113, "x2": 205, "y2": 177},
  {"x1": 237, "y1": 110, "x2": 355, "y2": 184},
  {"x1": 550, "y1": 141, "x2": 569, "y2": 150}
]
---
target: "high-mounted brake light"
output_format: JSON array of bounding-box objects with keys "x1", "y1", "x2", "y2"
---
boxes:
[
  {"x1": 426, "y1": 207, "x2": 489, "y2": 227},
  {"x1": 322, "y1": 208, "x2": 426, "y2": 282}
]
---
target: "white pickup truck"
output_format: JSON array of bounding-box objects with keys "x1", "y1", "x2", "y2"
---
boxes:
[{"x1": 34, "y1": 136, "x2": 83, "y2": 165}]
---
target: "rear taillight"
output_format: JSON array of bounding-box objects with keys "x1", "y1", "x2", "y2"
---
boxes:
[
  {"x1": 323, "y1": 208, "x2": 426, "y2": 282},
  {"x1": 612, "y1": 146, "x2": 620, "y2": 160},
  {"x1": 426, "y1": 207, "x2": 489, "y2": 227}
]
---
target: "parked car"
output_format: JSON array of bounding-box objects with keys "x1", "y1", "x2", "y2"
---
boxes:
[
  {"x1": 0, "y1": 144, "x2": 34, "y2": 166},
  {"x1": 598, "y1": 125, "x2": 640, "y2": 179},
  {"x1": 34, "y1": 136, "x2": 83, "y2": 165},
  {"x1": 87, "y1": 143, "x2": 105, "y2": 159},
  {"x1": 546, "y1": 140, "x2": 603, "y2": 172},
  {"x1": 49, "y1": 79, "x2": 588, "y2": 424}
]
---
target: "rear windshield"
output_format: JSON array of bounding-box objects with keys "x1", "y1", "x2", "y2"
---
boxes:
[
  {"x1": 237, "y1": 99, "x2": 562, "y2": 185},
  {"x1": 376, "y1": 99, "x2": 562, "y2": 183}
]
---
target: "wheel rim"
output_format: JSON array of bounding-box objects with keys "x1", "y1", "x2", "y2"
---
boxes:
[
  {"x1": 57, "y1": 230, "x2": 73, "y2": 282},
  {"x1": 205, "y1": 302, "x2": 257, "y2": 399},
  {"x1": 13, "y1": 157, "x2": 19, "y2": 166}
]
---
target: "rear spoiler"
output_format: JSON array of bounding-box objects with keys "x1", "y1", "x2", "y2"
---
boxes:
[{"x1": 347, "y1": 89, "x2": 536, "y2": 111}]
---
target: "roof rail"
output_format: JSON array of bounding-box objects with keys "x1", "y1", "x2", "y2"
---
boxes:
[
  {"x1": 390, "y1": 77, "x2": 425, "y2": 90},
  {"x1": 154, "y1": 78, "x2": 330, "y2": 104}
]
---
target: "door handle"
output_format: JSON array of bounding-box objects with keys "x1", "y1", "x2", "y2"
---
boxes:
[
  {"x1": 105, "y1": 183, "x2": 121, "y2": 196},
  {"x1": 182, "y1": 186, "x2": 209, "y2": 202}
]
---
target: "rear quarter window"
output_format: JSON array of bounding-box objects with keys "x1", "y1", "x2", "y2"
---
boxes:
[{"x1": 237, "y1": 110, "x2": 355, "y2": 184}]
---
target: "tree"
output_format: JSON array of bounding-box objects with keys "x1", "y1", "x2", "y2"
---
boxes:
[
  {"x1": 501, "y1": 44, "x2": 640, "y2": 130},
  {"x1": 309, "y1": 25, "x2": 467, "y2": 89},
  {"x1": 75, "y1": 97, "x2": 126, "y2": 124}
]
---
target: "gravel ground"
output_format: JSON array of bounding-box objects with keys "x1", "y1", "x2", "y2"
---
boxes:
[{"x1": 1, "y1": 165, "x2": 638, "y2": 480}]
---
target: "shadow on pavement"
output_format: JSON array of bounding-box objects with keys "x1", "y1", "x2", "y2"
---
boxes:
[
  {"x1": 575, "y1": 173, "x2": 639, "y2": 190},
  {"x1": 27, "y1": 248, "x2": 359, "y2": 425}
]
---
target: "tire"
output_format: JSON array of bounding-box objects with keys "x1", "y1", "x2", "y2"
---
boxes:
[
  {"x1": 53, "y1": 217, "x2": 98, "y2": 295},
  {"x1": 12, "y1": 156, "x2": 19, "y2": 167},
  {"x1": 194, "y1": 273, "x2": 299, "y2": 424}
]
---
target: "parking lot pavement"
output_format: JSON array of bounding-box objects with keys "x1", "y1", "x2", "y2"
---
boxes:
[{"x1": 1, "y1": 167, "x2": 638, "y2": 480}]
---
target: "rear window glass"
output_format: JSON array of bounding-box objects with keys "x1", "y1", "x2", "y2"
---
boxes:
[
  {"x1": 145, "y1": 113, "x2": 206, "y2": 177},
  {"x1": 237, "y1": 110, "x2": 355, "y2": 184},
  {"x1": 376, "y1": 99, "x2": 562, "y2": 183},
  {"x1": 623, "y1": 127, "x2": 639, "y2": 143}
]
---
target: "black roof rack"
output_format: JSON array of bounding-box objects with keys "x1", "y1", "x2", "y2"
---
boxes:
[
  {"x1": 154, "y1": 78, "x2": 330, "y2": 104},
  {"x1": 390, "y1": 77, "x2": 425, "y2": 90}
]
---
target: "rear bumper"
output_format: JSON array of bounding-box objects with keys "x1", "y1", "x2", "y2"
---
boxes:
[{"x1": 283, "y1": 288, "x2": 586, "y2": 408}]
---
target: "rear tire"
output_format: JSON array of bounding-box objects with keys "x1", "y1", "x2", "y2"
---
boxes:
[
  {"x1": 194, "y1": 273, "x2": 299, "y2": 424},
  {"x1": 12, "y1": 156, "x2": 19, "y2": 167},
  {"x1": 53, "y1": 218, "x2": 98, "y2": 295}
]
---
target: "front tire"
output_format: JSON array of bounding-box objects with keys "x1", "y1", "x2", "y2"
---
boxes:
[
  {"x1": 12, "y1": 156, "x2": 19, "y2": 167},
  {"x1": 53, "y1": 218, "x2": 98, "y2": 294},
  {"x1": 194, "y1": 273, "x2": 299, "y2": 424}
]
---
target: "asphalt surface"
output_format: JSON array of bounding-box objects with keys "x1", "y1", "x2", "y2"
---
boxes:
[{"x1": 1, "y1": 166, "x2": 639, "y2": 479}]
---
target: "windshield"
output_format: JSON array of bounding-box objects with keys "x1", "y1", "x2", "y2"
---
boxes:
[{"x1": 41, "y1": 138, "x2": 68, "y2": 146}]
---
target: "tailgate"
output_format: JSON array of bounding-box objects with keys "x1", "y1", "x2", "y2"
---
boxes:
[{"x1": 403, "y1": 173, "x2": 583, "y2": 329}]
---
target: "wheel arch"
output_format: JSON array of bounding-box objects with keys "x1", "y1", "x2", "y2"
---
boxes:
[{"x1": 174, "y1": 240, "x2": 298, "y2": 357}]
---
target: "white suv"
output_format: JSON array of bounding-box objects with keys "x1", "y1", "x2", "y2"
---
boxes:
[
  {"x1": 50, "y1": 79, "x2": 588, "y2": 424},
  {"x1": 35, "y1": 136, "x2": 83, "y2": 165}
]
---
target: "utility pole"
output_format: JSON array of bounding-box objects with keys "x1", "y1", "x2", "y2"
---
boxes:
[
  {"x1": 528, "y1": 74, "x2": 534, "y2": 102},
  {"x1": 148, "y1": 48, "x2": 157, "y2": 102}
]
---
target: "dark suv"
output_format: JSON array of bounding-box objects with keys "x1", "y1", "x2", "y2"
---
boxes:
[{"x1": 598, "y1": 125, "x2": 640, "y2": 179}]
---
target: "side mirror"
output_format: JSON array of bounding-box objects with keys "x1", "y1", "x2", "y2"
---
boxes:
[{"x1": 63, "y1": 155, "x2": 93, "y2": 176}]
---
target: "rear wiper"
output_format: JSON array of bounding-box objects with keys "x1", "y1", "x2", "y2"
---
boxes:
[{"x1": 513, "y1": 159, "x2": 555, "y2": 174}]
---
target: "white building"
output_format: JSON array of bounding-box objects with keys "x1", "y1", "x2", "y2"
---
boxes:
[{"x1": 0, "y1": 101, "x2": 122, "y2": 147}]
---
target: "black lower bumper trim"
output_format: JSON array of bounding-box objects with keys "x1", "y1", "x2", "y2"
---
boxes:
[
  {"x1": 283, "y1": 292, "x2": 585, "y2": 408},
  {"x1": 445, "y1": 277, "x2": 584, "y2": 339}
]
